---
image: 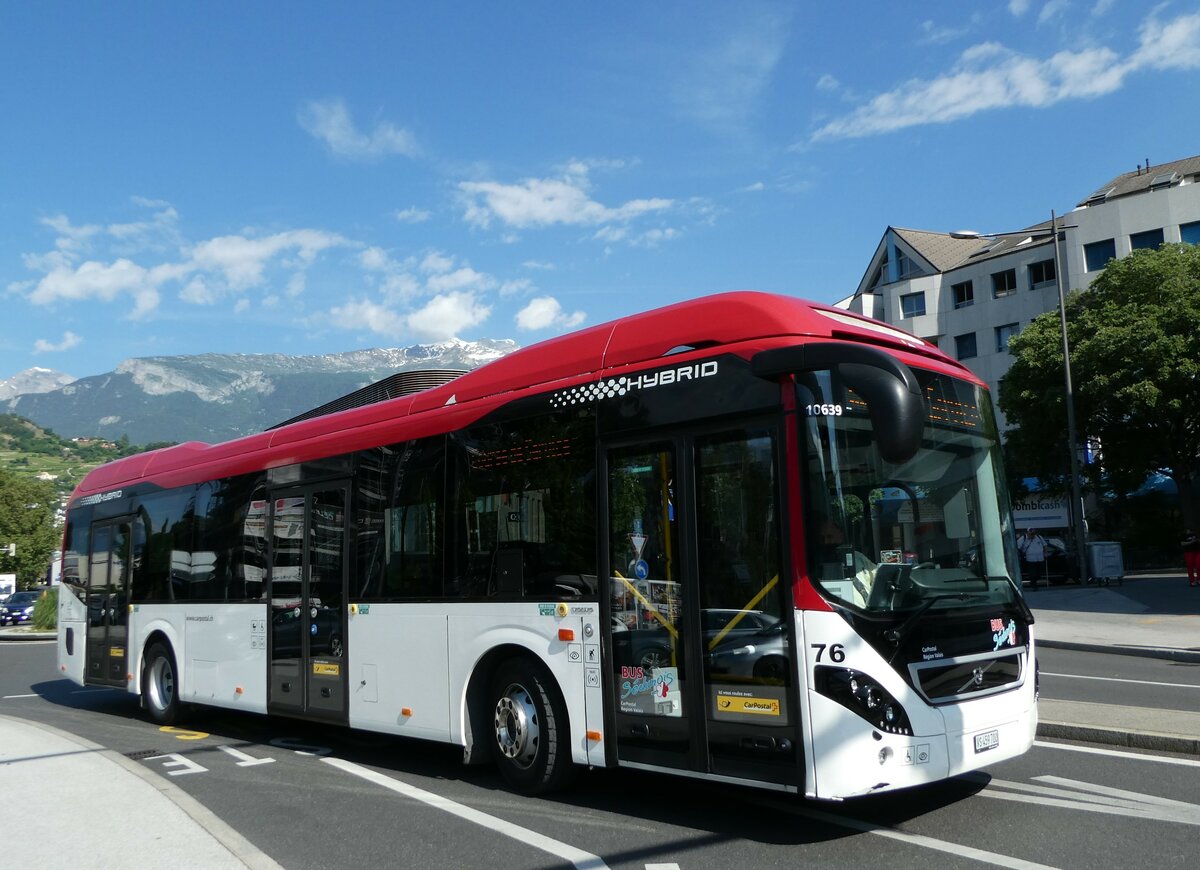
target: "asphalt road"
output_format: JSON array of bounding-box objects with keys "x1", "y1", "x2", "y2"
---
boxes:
[
  {"x1": 4, "y1": 641, "x2": 1199, "y2": 869},
  {"x1": 1037, "y1": 646, "x2": 1200, "y2": 713}
]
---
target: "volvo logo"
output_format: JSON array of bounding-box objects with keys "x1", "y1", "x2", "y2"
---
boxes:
[{"x1": 972, "y1": 666, "x2": 985, "y2": 687}]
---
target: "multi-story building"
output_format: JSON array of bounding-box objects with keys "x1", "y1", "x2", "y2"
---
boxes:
[{"x1": 843, "y1": 155, "x2": 1200, "y2": 428}]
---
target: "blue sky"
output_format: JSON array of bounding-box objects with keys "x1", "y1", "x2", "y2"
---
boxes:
[{"x1": 4, "y1": 1, "x2": 1200, "y2": 380}]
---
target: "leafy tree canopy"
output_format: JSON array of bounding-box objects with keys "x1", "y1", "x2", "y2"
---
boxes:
[
  {"x1": 999, "y1": 243, "x2": 1200, "y2": 529},
  {"x1": 0, "y1": 468, "x2": 59, "y2": 588}
]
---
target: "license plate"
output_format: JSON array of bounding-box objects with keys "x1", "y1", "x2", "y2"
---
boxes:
[{"x1": 974, "y1": 729, "x2": 999, "y2": 753}]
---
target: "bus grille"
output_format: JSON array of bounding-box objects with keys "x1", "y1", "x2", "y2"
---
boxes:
[{"x1": 908, "y1": 648, "x2": 1026, "y2": 705}]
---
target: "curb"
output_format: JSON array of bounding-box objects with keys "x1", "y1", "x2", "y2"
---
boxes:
[
  {"x1": 0, "y1": 629, "x2": 56, "y2": 643},
  {"x1": 1037, "y1": 719, "x2": 1200, "y2": 757},
  {"x1": 1037, "y1": 638, "x2": 1200, "y2": 663}
]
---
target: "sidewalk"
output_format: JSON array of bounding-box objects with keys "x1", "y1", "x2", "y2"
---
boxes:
[
  {"x1": 1028, "y1": 572, "x2": 1200, "y2": 756},
  {"x1": 0, "y1": 714, "x2": 280, "y2": 869}
]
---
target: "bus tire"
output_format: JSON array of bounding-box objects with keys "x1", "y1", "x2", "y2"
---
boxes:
[
  {"x1": 143, "y1": 642, "x2": 182, "y2": 725},
  {"x1": 489, "y1": 658, "x2": 573, "y2": 794}
]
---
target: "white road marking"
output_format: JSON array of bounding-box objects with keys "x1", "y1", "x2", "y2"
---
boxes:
[
  {"x1": 981, "y1": 776, "x2": 1200, "y2": 826},
  {"x1": 646, "y1": 865, "x2": 681, "y2": 869},
  {"x1": 323, "y1": 757, "x2": 609, "y2": 870},
  {"x1": 1042, "y1": 671, "x2": 1200, "y2": 690},
  {"x1": 218, "y1": 744, "x2": 276, "y2": 767},
  {"x1": 1033, "y1": 740, "x2": 1200, "y2": 767},
  {"x1": 748, "y1": 801, "x2": 1060, "y2": 868},
  {"x1": 2, "y1": 693, "x2": 37, "y2": 699},
  {"x1": 146, "y1": 752, "x2": 208, "y2": 776},
  {"x1": 756, "y1": 800, "x2": 1056, "y2": 870}
]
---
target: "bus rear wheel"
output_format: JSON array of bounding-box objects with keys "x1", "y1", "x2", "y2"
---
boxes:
[
  {"x1": 143, "y1": 642, "x2": 181, "y2": 725},
  {"x1": 489, "y1": 659, "x2": 573, "y2": 794}
]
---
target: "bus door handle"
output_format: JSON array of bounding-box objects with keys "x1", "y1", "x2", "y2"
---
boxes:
[{"x1": 630, "y1": 724, "x2": 650, "y2": 738}]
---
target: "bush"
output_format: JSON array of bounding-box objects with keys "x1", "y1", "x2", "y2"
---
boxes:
[{"x1": 32, "y1": 587, "x2": 57, "y2": 630}]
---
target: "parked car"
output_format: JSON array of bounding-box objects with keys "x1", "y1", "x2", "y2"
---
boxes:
[{"x1": 1, "y1": 590, "x2": 42, "y2": 626}]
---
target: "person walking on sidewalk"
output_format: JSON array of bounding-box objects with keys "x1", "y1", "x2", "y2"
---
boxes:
[
  {"x1": 1182, "y1": 529, "x2": 1200, "y2": 587},
  {"x1": 1019, "y1": 528, "x2": 1048, "y2": 586}
]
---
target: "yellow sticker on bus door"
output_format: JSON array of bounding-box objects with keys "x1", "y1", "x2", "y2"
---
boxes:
[
  {"x1": 312, "y1": 662, "x2": 340, "y2": 676},
  {"x1": 715, "y1": 694, "x2": 781, "y2": 716}
]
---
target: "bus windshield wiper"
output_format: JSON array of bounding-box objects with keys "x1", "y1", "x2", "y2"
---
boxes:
[{"x1": 885, "y1": 592, "x2": 978, "y2": 665}]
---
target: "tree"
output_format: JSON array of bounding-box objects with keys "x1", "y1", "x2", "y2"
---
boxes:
[
  {"x1": 1000, "y1": 243, "x2": 1200, "y2": 530},
  {"x1": 0, "y1": 469, "x2": 60, "y2": 588}
]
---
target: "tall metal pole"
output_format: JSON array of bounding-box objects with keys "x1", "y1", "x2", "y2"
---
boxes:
[{"x1": 1052, "y1": 210, "x2": 1089, "y2": 583}]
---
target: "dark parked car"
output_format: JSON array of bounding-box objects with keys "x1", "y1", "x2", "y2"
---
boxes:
[{"x1": 1, "y1": 590, "x2": 42, "y2": 626}]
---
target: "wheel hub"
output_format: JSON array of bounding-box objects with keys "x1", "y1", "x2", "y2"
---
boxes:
[{"x1": 493, "y1": 682, "x2": 540, "y2": 769}]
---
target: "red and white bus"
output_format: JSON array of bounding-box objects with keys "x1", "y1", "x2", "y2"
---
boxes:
[{"x1": 57, "y1": 291, "x2": 1036, "y2": 799}]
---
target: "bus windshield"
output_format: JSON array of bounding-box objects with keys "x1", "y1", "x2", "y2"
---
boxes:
[{"x1": 798, "y1": 367, "x2": 1022, "y2": 615}]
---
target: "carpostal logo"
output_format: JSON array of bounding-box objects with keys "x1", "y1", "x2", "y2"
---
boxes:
[{"x1": 549, "y1": 360, "x2": 719, "y2": 409}]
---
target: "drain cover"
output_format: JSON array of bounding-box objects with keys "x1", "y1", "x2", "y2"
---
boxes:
[{"x1": 124, "y1": 749, "x2": 160, "y2": 760}]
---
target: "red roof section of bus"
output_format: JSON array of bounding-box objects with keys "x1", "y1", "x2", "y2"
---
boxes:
[{"x1": 69, "y1": 291, "x2": 978, "y2": 501}]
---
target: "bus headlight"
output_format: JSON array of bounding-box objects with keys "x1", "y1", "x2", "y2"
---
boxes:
[{"x1": 815, "y1": 665, "x2": 913, "y2": 735}]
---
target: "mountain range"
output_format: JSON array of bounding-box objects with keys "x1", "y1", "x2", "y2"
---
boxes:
[{"x1": 2, "y1": 339, "x2": 516, "y2": 444}]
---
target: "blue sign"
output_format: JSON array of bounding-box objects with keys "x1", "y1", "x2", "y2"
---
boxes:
[
  {"x1": 633, "y1": 559, "x2": 650, "y2": 580},
  {"x1": 310, "y1": 622, "x2": 318, "y2": 635}
]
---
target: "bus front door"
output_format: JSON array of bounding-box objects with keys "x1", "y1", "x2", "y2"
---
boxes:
[
  {"x1": 267, "y1": 485, "x2": 349, "y2": 722},
  {"x1": 605, "y1": 427, "x2": 799, "y2": 787},
  {"x1": 85, "y1": 519, "x2": 132, "y2": 688}
]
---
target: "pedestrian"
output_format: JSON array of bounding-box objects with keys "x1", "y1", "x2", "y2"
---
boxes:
[
  {"x1": 1018, "y1": 527, "x2": 1048, "y2": 586},
  {"x1": 1182, "y1": 529, "x2": 1200, "y2": 587}
]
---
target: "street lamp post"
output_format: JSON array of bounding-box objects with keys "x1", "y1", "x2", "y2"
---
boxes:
[
  {"x1": 1050, "y1": 210, "x2": 1090, "y2": 585},
  {"x1": 951, "y1": 214, "x2": 1089, "y2": 584}
]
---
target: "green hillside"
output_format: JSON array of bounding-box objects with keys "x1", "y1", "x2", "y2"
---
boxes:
[{"x1": 0, "y1": 414, "x2": 172, "y2": 499}]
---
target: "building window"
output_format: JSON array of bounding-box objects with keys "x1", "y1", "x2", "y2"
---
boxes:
[
  {"x1": 1085, "y1": 238, "x2": 1116, "y2": 271},
  {"x1": 1130, "y1": 228, "x2": 1164, "y2": 251},
  {"x1": 991, "y1": 268, "x2": 1017, "y2": 298},
  {"x1": 955, "y1": 332, "x2": 977, "y2": 360},
  {"x1": 951, "y1": 280, "x2": 974, "y2": 309},
  {"x1": 995, "y1": 322, "x2": 1020, "y2": 353},
  {"x1": 1028, "y1": 259, "x2": 1056, "y2": 288},
  {"x1": 1182, "y1": 221, "x2": 1200, "y2": 245},
  {"x1": 899, "y1": 291, "x2": 926, "y2": 318}
]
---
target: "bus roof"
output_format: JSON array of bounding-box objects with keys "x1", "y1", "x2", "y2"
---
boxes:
[{"x1": 70, "y1": 291, "x2": 977, "y2": 501}]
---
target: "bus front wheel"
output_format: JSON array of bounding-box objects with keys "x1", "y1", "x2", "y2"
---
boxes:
[
  {"x1": 143, "y1": 642, "x2": 181, "y2": 725},
  {"x1": 489, "y1": 658, "x2": 573, "y2": 794}
]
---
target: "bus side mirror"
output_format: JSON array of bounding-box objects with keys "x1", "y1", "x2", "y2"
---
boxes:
[{"x1": 751, "y1": 343, "x2": 926, "y2": 465}]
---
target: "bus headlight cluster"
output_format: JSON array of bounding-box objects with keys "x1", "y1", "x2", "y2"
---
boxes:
[{"x1": 814, "y1": 665, "x2": 913, "y2": 735}]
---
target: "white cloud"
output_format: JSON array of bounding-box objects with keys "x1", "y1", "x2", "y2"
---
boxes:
[
  {"x1": 188, "y1": 229, "x2": 347, "y2": 291},
  {"x1": 815, "y1": 73, "x2": 840, "y2": 92},
  {"x1": 515, "y1": 296, "x2": 585, "y2": 332},
  {"x1": 1038, "y1": 0, "x2": 1069, "y2": 26},
  {"x1": 394, "y1": 206, "x2": 432, "y2": 223},
  {"x1": 328, "y1": 298, "x2": 409, "y2": 338},
  {"x1": 33, "y1": 331, "x2": 82, "y2": 353},
  {"x1": 521, "y1": 260, "x2": 556, "y2": 271},
  {"x1": 460, "y1": 175, "x2": 671, "y2": 230},
  {"x1": 742, "y1": 181, "x2": 766, "y2": 192},
  {"x1": 29, "y1": 258, "x2": 162, "y2": 318},
  {"x1": 298, "y1": 98, "x2": 419, "y2": 159},
  {"x1": 420, "y1": 251, "x2": 455, "y2": 274},
  {"x1": 179, "y1": 276, "x2": 214, "y2": 305},
  {"x1": 1008, "y1": 0, "x2": 1032, "y2": 16},
  {"x1": 499, "y1": 278, "x2": 532, "y2": 297},
  {"x1": 426, "y1": 266, "x2": 495, "y2": 294},
  {"x1": 407, "y1": 291, "x2": 491, "y2": 340},
  {"x1": 233, "y1": 299, "x2": 250, "y2": 314},
  {"x1": 812, "y1": 8, "x2": 1200, "y2": 141},
  {"x1": 919, "y1": 20, "x2": 967, "y2": 45}
]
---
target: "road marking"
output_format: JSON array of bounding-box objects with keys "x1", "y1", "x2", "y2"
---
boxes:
[
  {"x1": 1042, "y1": 672, "x2": 1200, "y2": 690},
  {"x1": 323, "y1": 757, "x2": 609, "y2": 870},
  {"x1": 646, "y1": 865, "x2": 681, "y2": 869},
  {"x1": 2, "y1": 693, "x2": 37, "y2": 699},
  {"x1": 160, "y1": 725, "x2": 209, "y2": 740},
  {"x1": 754, "y1": 799, "x2": 1055, "y2": 869},
  {"x1": 269, "y1": 737, "x2": 331, "y2": 757},
  {"x1": 1033, "y1": 740, "x2": 1200, "y2": 767},
  {"x1": 980, "y1": 775, "x2": 1200, "y2": 826},
  {"x1": 146, "y1": 752, "x2": 208, "y2": 776},
  {"x1": 218, "y1": 744, "x2": 276, "y2": 767}
]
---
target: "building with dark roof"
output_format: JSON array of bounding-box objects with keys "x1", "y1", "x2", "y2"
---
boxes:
[{"x1": 842, "y1": 155, "x2": 1200, "y2": 427}]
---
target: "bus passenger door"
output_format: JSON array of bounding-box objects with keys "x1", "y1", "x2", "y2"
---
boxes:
[
  {"x1": 604, "y1": 427, "x2": 799, "y2": 787},
  {"x1": 85, "y1": 519, "x2": 132, "y2": 688},
  {"x1": 268, "y1": 485, "x2": 349, "y2": 722}
]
